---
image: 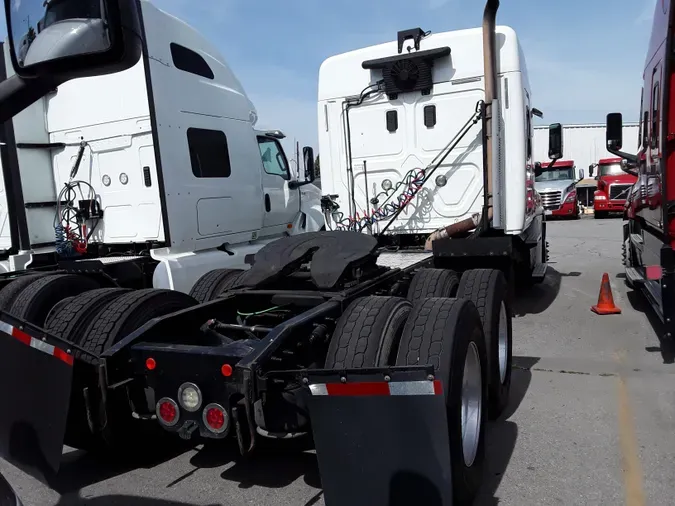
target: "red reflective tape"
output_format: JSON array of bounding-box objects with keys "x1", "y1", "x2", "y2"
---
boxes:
[
  {"x1": 433, "y1": 380, "x2": 443, "y2": 395},
  {"x1": 53, "y1": 347, "x2": 74, "y2": 366},
  {"x1": 10, "y1": 327, "x2": 30, "y2": 346},
  {"x1": 324, "y1": 381, "x2": 391, "y2": 397}
]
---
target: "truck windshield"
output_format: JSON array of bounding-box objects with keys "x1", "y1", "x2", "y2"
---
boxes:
[
  {"x1": 598, "y1": 163, "x2": 623, "y2": 177},
  {"x1": 535, "y1": 168, "x2": 574, "y2": 182},
  {"x1": 40, "y1": 0, "x2": 102, "y2": 32}
]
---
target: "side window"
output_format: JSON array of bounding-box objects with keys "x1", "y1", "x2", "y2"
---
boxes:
[
  {"x1": 638, "y1": 88, "x2": 644, "y2": 149},
  {"x1": 187, "y1": 128, "x2": 231, "y2": 178},
  {"x1": 170, "y1": 43, "x2": 215, "y2": 80},
  {"x1": 525, "y1": 106, "x2": 532, "y2": 160},
  {"x1": 258, "y1": 138, "x2": 290, "y2": 180},
  {"x1": 651, "y1": 70, "x2": 661, "y2": 152}
]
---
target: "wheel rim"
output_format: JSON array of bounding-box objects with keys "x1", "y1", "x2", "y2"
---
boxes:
[
  {"x1": 498, "y1": 301, "x2": 509, "y2": 384},
  {"x1": 461, "y1": 341, "x2": 482, "y2": 467}
]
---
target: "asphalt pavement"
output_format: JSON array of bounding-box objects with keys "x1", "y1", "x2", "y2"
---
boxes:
[{"x1": 2, "y1": 216, "x2": 675, "y2": 506}]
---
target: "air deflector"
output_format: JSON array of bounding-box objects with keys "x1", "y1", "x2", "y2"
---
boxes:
[{"x1": 362, "y1": 47, "x2": 450, "y2": 100}]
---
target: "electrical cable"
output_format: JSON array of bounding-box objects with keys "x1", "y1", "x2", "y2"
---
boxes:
[
  {"x1": 54, "y1": 139, "x2": 101, "y2": 257},
  {"x1": 330, "y1": 101, "x2": 484, "y2": 234}
]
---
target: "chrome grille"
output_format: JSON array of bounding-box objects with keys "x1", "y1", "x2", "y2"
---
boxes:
[
  {"x1": 609, "y1": 184, "x2": 632, "y2": 201},
  {"x1": 539, "y1": 190, "x2": 562, "y2": 210}
]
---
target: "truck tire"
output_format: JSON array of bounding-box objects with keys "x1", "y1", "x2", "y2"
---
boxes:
[
  {"x1": 325, "y1": 296, "x2": 412, "y2": 369},
  {"x1": 44, "y1": 288, "x2": 131, "y2": 450},
  {"x1": 395, "y1": 298, "x2": 488, "y2": 506},
  {"x1": 79, "y1": 289, "x2": 199, "y2": 451},
  {"x1": 0, "y1": 274, "x2": 50, "y2": 312},
  {"x1": 189, "y1": 268, "x2": 244, "y2": 304},
  {"x1": 406, "y1": 268, "x2": 459, "y2": 304},
  {"x1": 457, "y1": 269, "x2": 512, "y2": 420},
  {"x1": 80, "y1": 289, "x2": 199, "y2": 356},
  {"x1": 8, "y1": 274, "x2": 101, "y2": 326},
  {"x1": 45, "y1": 288, "x2": 132, "y2": 345}
]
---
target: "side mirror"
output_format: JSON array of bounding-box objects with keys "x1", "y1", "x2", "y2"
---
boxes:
[
  {"x1": 289, "y1": 146, "x2": 316, "y2": 189},
  {"x1": 578, "y1": 169, "x2": 585, "y2": 181},
  {"x1": 606, "y1": 113, "x2": 623, "y2": 150},
  {"x1": 534, "y1": 161, "x2": 543, "y2": 178},
  {"x1": 0, "y1": 0, "x2": 142, "y2": 123},
  {"x1": 303, "y1": 146, "x2": 315, "y2": 182},
  {"x1": 588, "y1": 164, "x2": 595, "y2": 178},
  {"x1": 548, "y1": 123, "x2": 563, "y2": 161}
]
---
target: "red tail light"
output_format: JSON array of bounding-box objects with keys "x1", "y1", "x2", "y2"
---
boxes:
[
  {"x1": 202, "y1": 403, "x2": 228, "y2": 434},
  {"x1": 156, "y1": 398, "x2": 179, "y2": 427}
]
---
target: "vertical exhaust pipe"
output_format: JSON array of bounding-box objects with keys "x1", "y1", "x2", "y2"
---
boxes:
[
  {"x1": 424, "y1": 0, "x2": 500, "y2": 250},
  {"x1": 482, "y1": 0, "x2": 499, "y2": 225}
]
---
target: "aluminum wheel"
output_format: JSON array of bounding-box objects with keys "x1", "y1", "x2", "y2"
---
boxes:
[
  {"x1": 498, "y1": 301, "x2": 509, "y2": 384},
  {"x1": 461, "y1": 341, "x2": 483, "y2": 467}
]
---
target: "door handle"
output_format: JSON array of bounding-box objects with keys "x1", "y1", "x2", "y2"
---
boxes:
[{"x1": 265, "y1": 194, "x2": 271, "y2": 212}]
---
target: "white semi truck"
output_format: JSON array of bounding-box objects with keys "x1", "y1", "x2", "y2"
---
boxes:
[
  {"x1": 0, "y1": 0, "x2": 323, "y2": 310},
  {"x1": 318, "y1": 21, "x2": 558, "y2": 287},
  {"x1": 0, "y1": 1, "x2": 563, "y2": 505}
]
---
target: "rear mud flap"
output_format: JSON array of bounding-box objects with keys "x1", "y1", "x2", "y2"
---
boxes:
[
  {"x1": 0, "y1": 322, "x2": 74, "y2": 482},
  {"x1": 305, "y1": 368, "x2": 452, "y2": 506}
]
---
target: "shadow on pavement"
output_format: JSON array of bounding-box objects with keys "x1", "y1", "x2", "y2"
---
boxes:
[
  {"x1": 625, "y1": 290, "x2": 675, "y2": 364},
  {"x1": 513, "y1": 268, "x2": 574, "y2": 317},
  {"x1": 56, "y1": 495, "x2": 221, "y2": 506},
  {"x1": 47, "y1": 439, "x2": 195, "y2": 495},
  {"x1": 472, "y1": 357, "x2": 535, "y2": 506}
]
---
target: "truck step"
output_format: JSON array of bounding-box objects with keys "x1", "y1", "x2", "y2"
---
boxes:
[
  {"x1": 630, "y1": 233, "x2": 643, "y2": 245},
  {"x1": 625, "y1": 267, "x2": 645, "y2": 286},
  {"x1": 531, "y1": 262, "x2": 548, "y2": 281}
]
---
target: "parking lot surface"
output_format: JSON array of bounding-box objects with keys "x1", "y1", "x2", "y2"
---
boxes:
[{"x1": 2, "y1": 217, "x2": 674, "y2": 506}]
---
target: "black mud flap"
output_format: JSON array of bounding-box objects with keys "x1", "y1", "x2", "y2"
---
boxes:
[
  {"x1": 305, "y1": 367, "x2": 452, "y2": 506},
  {"x1": 0, "y1": 320, "x2": 74, "y2": 482}
]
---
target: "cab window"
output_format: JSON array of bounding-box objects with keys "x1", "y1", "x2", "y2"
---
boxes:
[{"x1": 258, "y1": 138, "x2": 290, "y2": 180}]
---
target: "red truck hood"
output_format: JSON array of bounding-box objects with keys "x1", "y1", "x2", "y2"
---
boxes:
[{"x1": 598, "y1": 174, "x2": 637, "y2": 185}]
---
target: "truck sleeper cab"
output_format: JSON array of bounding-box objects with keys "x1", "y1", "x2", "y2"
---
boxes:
[
  {"x1": 0, "y1": 0, "x2": 323, "y2": 297},
  {"x1": 317, "y1": 23, "x2": 561, "y2": 285},
  {"x1": 534, "y1": 160, "x2": 581, "y2": 219},
  {"x1": 589, "y1": 157, "x2": 637, "y2": 219},
  {"x1": 605, "y1": 0, "x2": 675, "y2": 339}
]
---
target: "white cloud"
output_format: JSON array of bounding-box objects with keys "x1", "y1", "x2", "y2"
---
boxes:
[
  {"x1": 11, "y1": 0, "x2": 20, "y2": 13},
  {"x1": 428, "y1": 0, "x2": 450, "y2": 9}
]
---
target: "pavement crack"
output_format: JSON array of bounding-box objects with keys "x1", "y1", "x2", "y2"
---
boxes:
[{"x1": 513, "y1": 365, "x2": 617, "y2": 377}]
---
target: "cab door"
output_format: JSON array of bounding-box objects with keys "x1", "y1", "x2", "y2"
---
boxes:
[{"x1": 258, "y1": 136, "x2": 300, "y2": 231}]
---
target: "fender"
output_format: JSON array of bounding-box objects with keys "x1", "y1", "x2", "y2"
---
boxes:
[{"x1": 295, "y1": 183, "x2": 325, "y2": 233}]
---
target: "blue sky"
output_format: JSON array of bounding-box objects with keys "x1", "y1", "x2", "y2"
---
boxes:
[{"x1": 1, "y1": 0, "x2": 659, "y2": 155}]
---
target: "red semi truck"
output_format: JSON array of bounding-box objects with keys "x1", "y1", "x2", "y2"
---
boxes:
[
  {"x1": 589, "y1": 158, "x2": 637, "y2": 219},
  {"x1": 534, "y1": 160, "x2": 582, "y2": 219}
]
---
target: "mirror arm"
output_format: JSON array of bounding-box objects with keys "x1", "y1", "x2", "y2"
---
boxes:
[
  {"x1": 0, "y1": 74, "x2": 60, "y2": 124},
  {"x1": 607, "y1": 143, "x2": 638, "y2": 164}
]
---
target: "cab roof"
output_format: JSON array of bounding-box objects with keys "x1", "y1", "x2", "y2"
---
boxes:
[{"x1": 598, "y1": 158, "x2": 623, "y2": 165}]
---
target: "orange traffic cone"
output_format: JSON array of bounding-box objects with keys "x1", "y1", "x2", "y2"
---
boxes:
[{"x1": 591, "y1": 273, "x2": 622, "y2": 315}]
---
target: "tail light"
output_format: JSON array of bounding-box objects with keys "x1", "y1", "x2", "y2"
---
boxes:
[
  {"x1": 203, "y1": 403, "x2": 229, "y2": 434},
  {"x1": 156, "y1": 398, "x2": 180, "y2": 427}
]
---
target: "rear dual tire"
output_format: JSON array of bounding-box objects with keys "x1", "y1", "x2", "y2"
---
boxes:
[{"x1": 327, "y1": 294, "x2": 488, "y2": 505}]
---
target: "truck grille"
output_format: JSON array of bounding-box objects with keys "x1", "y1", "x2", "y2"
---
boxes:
[
  {"x1": 539, "y1": 190, "x2": 562, "y2": 210},
  {"x1": 609, "y1": 184, "x2": 632, "y2": 201}
]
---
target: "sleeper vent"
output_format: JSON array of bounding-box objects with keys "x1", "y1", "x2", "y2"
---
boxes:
[{"x1": 362, "y1": 47, "x2": 450, "y2": 100}]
